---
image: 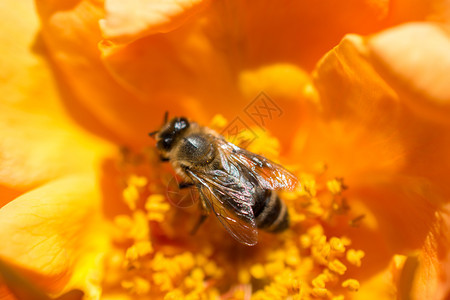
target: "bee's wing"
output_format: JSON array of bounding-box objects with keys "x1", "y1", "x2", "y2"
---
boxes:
[
  {"x1": 185, "y1": 168, "x2": 258, "y2": 246},
  {"x1": 218, "y1": 140, "x2": 298, "y2": 191}
]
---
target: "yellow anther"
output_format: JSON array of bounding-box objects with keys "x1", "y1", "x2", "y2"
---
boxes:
[
  {"x1": 238, "y1": 269, "x2": 250, "y2": 284},
  {"x1": 176, "y1": 252, "x2": 196, "y2": 270},
  {"x1": 152, "y1": 272, "x2": 173, "y2": 291},
  {"x1": 312, "y1": 274, "x2": 327, "y2": 288},
  {"x1": 130, "y1": 210, "x2": 150, "y2": 241},
  {"x1": 125, "y1": 241, "x2": 152, "y2": 261},
  {"x1": 342, "y1": 279, "x2": 360, "y2": 291},
  {"x1": 204, "y1": 261, "x2": 220, "y2": 277},
  {"x1": 311, "y1": 287, "x2": 329, "y2": 298},
  {"x1": 145, "y1": 194, "x2": 170, "y2": 222},
  {"x1": 191, "y1": 268, "x2": 205, "y2": 282},
  {"x1": 300, "y1": 234, "x2": 312, "y2": 248},
  {"x1": 265, "y1": 261, "x2": 285, "y2": 275},
  {"x1": 326, "y1": 178, "x2": 346, "y2": 195},
  {"x1": 286, "y1": 254, "x2": 300, "y2": 266},
  {"x1": 346, "y1": 249, "x2": 365, "y2": 267},
  {"x1": 250, "y1": 264, "x2": 266, "y2": 279},
  {"x1": 114, "y1": 214, "x2": 133, "y2": 230},
  {"x1": 128, "y1": 175, "x2": 148, "y2": 188},
  {"x1": 329, "y1": 237, "x2": 346, "y2": 253},
  {"x1": 328, "y1": 259, "x2": 347, "y2": 275},
  {"x1": 121, "y1": 276, "x2": 151, "y2": 295},
  {"x1": 164, "y1": 289, "x2": 184, "y2": 300},
  {"x1": 123, "y1": 185, "x2": 140, "y2": 210},
  {"x1": 307, "y1": 225, "x2": 324, "y2": 238},
  {"x1": 332, "y1": 295, "x2": 345, "y2": 300}
]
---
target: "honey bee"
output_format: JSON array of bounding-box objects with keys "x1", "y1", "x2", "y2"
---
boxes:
[{"x1": 149, "y1": 114, "x2": 297, "y2": 246}]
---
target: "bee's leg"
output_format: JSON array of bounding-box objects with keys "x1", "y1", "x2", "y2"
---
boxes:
[
  {"x1": 190, "y1": 214, "x2": 208, "y2": 235},
  {"x1": 179, "y1": 182, "x2": 194, "y2": 189},
  {"x1": 190, "y1": 198, "x2": 209, "y2": 235},
  {"x1": 159, "y1": 156, "x2": 170, "y2": 162}
]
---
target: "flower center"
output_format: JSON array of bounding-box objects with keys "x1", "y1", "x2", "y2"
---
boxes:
[{"x1": 100, "y1": 116, "x2": 365, "y2": 299}]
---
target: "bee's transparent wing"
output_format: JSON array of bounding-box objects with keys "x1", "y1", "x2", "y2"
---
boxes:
[
  {"x1": 186, "y1": 169, "x2": 258, "y2": 246},
  {"x1": 218, "y1": 140, "x2": 298, "y2": 191}
]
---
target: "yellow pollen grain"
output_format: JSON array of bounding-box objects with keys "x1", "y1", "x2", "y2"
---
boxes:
[
  {"x1": 328, "y1": 259, "x2": 347, "y2": 275},
  {"x1": 332, "y1": 296, "x2": 345, "y2": 300},
  {"x1": 342, "y1": 279, "x2": 360, "y2": 291},
  {"x1": 250, "y1": 263, "x2": 266, "y2": 279},
  {"x1": 346, "y1": 249, "x2": 365, "y2": 267},
  {"x1": 329, "y1": 237, "x2": 346, "y2": 253}
]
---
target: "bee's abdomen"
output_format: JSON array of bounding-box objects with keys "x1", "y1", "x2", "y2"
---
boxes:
[{"x1": 252, "y1": 190, "x2": 289, "y2": 233}]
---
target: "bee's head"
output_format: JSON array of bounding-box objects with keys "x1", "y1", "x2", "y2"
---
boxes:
[{"x1": 151, "y1": 116, "x2": 190, "y2": 153}]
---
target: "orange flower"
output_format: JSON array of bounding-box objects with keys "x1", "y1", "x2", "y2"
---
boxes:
[{"x1": 1, "y1": 0, "x2": 450, "y2": 299}]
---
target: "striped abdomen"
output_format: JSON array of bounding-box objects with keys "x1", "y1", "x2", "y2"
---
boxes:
[{"x1": 252, "y1": 190, "x2": 289, "y2": 232}]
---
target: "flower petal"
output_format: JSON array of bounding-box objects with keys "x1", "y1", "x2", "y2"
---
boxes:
[
  {"x1": 100, "y1": 0, "x2": 210, "y2": 43},
  {"x1": 412, "y1": 204, "x2": 450, "y2": 300},
  {"x1": 368, "y1": 23, "x2": 450, "y2": 124},
  {"x1": 0, "y1": 174, "x2": 109, "y2": 296},
  {"x1": 0, "y1": 103, "x2": 113, "y2": 189},
  {"x1": 304, "y1": 27, "x2": 450, "y2": 281}
]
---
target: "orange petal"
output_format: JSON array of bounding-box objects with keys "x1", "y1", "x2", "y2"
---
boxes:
[
  {"x1": 368, "y1": 22, "x2": 450, "y2": 124},
  {"x1": 0, "y1": 103, "x2": 113, "y2": 190},
  {"x1": 0, "y1": 174, "x2": 109, "y2": 297},
  {"x1": 100, "y1": 0, "x2": 210, "y2": 43},
  {"x1": 304, "y1": 26, "x2": 450, "y2": 270},
  {"x1": 37, "y1": 0, "x2": 440, "y2": 147},
  {"x1": 412, "y1": 203, "x2": 450, "y2": 299}
]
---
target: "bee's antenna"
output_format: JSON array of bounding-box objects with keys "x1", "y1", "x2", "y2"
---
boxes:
[
  {"x1": 148, "y1": 130, "x2": 159, "y2": 139},
  {"x1": 163, "y1": 111, "x2": 169, "y2": 124}
]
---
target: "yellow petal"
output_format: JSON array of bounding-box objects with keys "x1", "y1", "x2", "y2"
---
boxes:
[
  {"x1": 0, "y1": 174, "x2": 109, "y2": 296},
  {"x1": 100, "y1": 0, "x2": 210, "y2": 44},
  {"x1": 368, "y1": 23, "x2": 450, "y2": 124}
]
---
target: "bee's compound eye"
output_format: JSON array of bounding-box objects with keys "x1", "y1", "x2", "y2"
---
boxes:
[
  {"x1": 157, "y1": 137, "x2": 173, "y2": 151},
  {"x1": 175, "y1": 118, "x2": 189, "y2": 131}
]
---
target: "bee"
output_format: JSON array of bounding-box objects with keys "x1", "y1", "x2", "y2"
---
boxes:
[{"x1": 149, "y1": 113, "x2": 297, "y2": 246}]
